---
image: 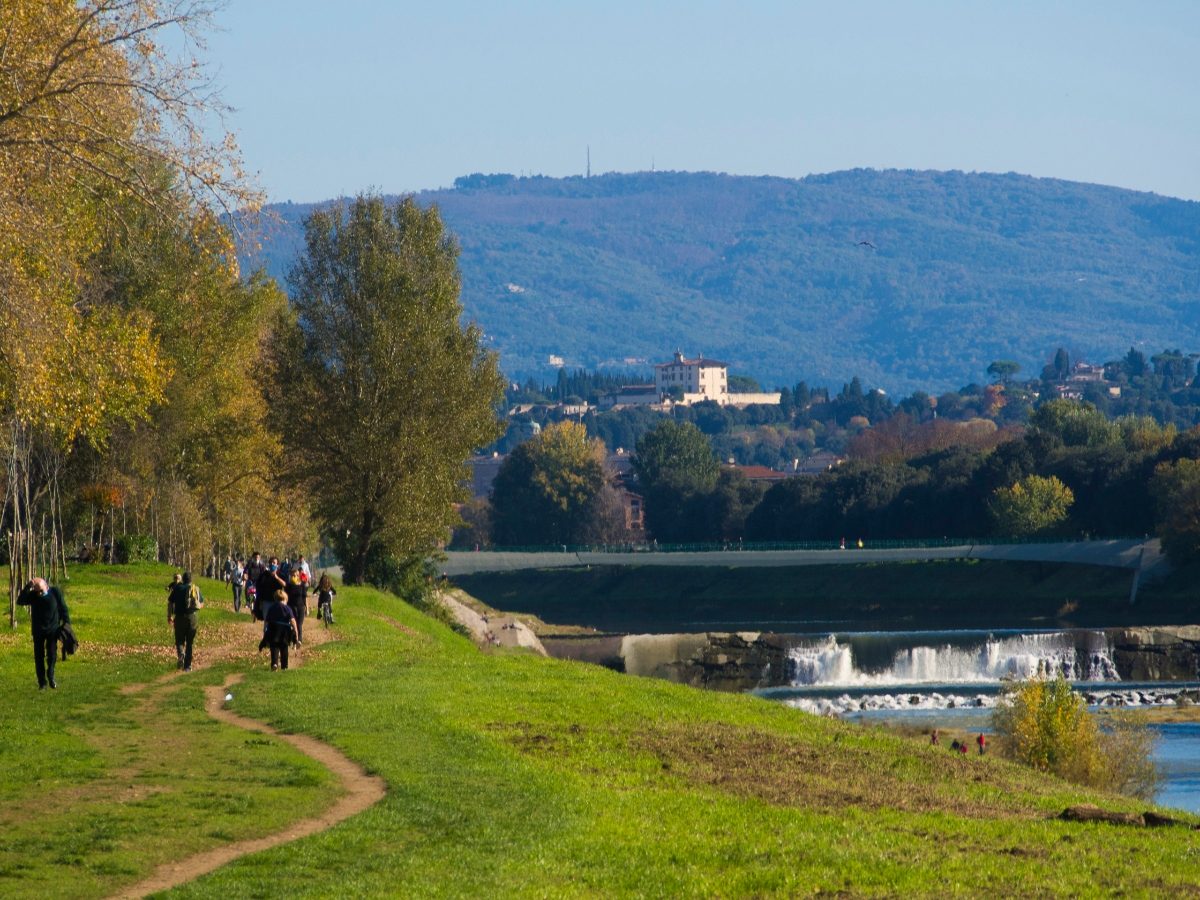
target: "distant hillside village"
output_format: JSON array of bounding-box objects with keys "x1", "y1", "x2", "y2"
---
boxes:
[
  {"x1": 449, "y1": 344, "x2": 1200, "y2": 554},
  {"x1": 469, "y1": 350, "x2": 797, "y2": 539},
  {"x1": 465, "y1": 345, "x2": 1200, "y2": 544}
]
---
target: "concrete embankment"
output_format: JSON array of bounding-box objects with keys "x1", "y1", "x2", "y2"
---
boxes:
[{"x1": 439, "y1": 539, "x2": 1166, "y2": 578}]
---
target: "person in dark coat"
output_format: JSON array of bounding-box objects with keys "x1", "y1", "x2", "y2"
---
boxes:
[
  {"x1": 17, "y1": 577, "x2": 69, "y2": 689},
  {"x1": 284, "y1": 571, "x2": 308, "y2": 644},
  {"x1": 253, "y1": 557, "x2": 285, "y2": 621},
  {"x1": 167, "y1": 571, "x2": 204, "y2": 671},
  {"x1": 260, "y1": 589, "x2": 297, "y2": 670}
]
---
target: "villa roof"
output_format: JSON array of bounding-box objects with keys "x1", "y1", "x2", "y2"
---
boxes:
[{"x1": 653, "y1": 357, "x2": 727, "y2": 369}]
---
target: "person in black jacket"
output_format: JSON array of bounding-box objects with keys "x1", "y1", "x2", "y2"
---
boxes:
[
  {"x1": 17, "y1": 577, "x2": 69, "y2": 689},
  {"x1": 261, "y1": 589, "x2": 297, "y2": 670},
  {"x1": 253, "y1": 557, "x2": 286, "y2": 621},
  {"x1": 284, "y1": 571, "x2": 308, "y2": 644},
  {"x1": 167, "y1": 572, "x2": 204, "y2": 672}
]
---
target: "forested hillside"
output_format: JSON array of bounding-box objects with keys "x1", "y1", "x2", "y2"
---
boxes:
[{"x1": 242, "y1": 169, "x2": 1200, "y2": 393}]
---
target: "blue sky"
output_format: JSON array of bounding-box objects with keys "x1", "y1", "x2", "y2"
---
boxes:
[{"x1": 205, "y1": 1, "x2": 1200, "y2": 203}]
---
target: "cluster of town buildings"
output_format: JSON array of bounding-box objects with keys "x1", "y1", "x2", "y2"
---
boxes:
[{"x1": 1050, "y1": 362, "x2": 1124, "y2": 402}]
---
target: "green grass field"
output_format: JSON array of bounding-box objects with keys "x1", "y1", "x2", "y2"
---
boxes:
[{"x1": 3, "y1": 564, "x2": 1199, "y2": 897}]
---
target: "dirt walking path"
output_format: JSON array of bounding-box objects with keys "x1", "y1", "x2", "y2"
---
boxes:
[{"x1": 110, "y1": 623, "x2": 386, "y2": 898}]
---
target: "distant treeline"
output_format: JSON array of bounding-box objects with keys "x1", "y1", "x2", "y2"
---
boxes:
[{"x1": 464, "y1": 397, "x2": 1200, "y2": 565}]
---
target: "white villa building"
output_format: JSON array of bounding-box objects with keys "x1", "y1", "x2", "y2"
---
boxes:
[
  {"x1": 651, "y1": 350, "x2": 781, "y2": 407},
  {"x1": 598, "y1": 350, "x2": 781, "y2": 409},
  {"x1": 655, "y1": 351, "x2": 729, "y2": 404}
]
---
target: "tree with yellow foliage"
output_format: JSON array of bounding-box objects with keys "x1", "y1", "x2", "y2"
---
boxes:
[
  {"x1": 1, "y1": 2, "x2": 266, "y2": 621},
  {"x1": 992, "y1": 676, "x2": 1157, "y2": 798}
]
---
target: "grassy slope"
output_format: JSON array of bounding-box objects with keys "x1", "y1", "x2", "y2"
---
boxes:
[
  {"x1": 4, "y1": 565, "x2": 1200, "y2": 897},
  {"x1": 451, "y1": 560, "x2": 1154, "y2": 632}
]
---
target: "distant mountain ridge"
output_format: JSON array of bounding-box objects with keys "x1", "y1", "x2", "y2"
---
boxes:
[{"x1": 241, "y1": 169, "x2": 1200, "y2": 393}]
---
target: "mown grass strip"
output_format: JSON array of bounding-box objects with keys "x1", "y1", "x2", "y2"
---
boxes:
[{"x1": 5, "y1": 564, "x2": 1200, "y2": 896}]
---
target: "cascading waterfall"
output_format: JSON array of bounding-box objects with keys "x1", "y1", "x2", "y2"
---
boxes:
[{"x1": 786, "y1": 631, "x2": 1120, "y2": 687}]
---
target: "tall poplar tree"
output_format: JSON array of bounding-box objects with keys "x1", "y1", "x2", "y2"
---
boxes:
[{"x1": 275, "y1": 195, "x2": 504, "y2": 583}]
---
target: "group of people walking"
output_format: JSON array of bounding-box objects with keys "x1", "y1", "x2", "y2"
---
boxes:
[
  {"x1": 230, "y1": 552, "x2": 336, "y2": 670},
  {"x1": 17, "y1": 551, "x2": 339, "y2": 688},
  {"x1": 930, "y1": 729, "x2": 987, "y2": 755}
]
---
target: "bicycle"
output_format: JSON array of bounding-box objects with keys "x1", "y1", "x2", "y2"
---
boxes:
[{"x1": 317, "y1": 590, "x2": 334, "y2": 626}]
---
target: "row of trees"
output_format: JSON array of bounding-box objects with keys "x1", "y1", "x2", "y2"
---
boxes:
[
  {"x1": 4, "y1": 3, "x2": 505, "y2": 619},
  {"x1": 470, "y1": 398, "x2": 1200, "y2": 564},
  {"x1": 500, "y1": 345, "x2": 1200, "y2": 476},
  {"x1": 1, "y1": 1, "x2": 295, "y2": 623}
]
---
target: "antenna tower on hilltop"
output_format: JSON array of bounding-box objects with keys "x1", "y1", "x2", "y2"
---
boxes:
[{"x1": 586, "y1": 145, "x2": 590, "y2": 178}]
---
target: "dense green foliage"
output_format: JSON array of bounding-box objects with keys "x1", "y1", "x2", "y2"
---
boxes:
[
  {"x1": 1150, "y1": 458, "x2": 1200, "y2": 563},
  {"x1": 244, "y1": 170, "x2": 1200, "y2": 394},
  {"x1": 7, "y1": 565, "x2": 1198, "y2": 896},
  {"x1": 632, "y1": 421, "x2": 731, "y2": 542},
  {"x1": 485, "y1": 393, "x2": 1200, "y2": 548},
  {"x1": 744, "y1": 410, "x2": 1181, "y2": 543},
  {"x1": 272, "y1": 194, "x2": 505, "y2": 583},
  {"x1": 490, "y1": 421, "x2": 618, "y2": 545}
]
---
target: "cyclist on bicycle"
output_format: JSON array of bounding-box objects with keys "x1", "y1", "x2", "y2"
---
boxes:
[{"x1": 315, "y1": 573, "x2": 337, "y2": 626}]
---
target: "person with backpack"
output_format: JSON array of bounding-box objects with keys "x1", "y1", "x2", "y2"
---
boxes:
[
  {"x1": 261, "y1": 588, "x2": 298, "y2": 670},
  {"x1": 17, "y1": 577, "x2": 70, "y2": 690},
  {"x1": 230, "y1": 557, "x2": 246, "y2": 613},
  {"x1": 167, "y1": 571, "x2": 204, "y2": 672}
]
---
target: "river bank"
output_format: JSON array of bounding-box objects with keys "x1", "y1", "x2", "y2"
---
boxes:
[{"x1": 450, "y1": 558, "x2": 1200, "y2": 632}]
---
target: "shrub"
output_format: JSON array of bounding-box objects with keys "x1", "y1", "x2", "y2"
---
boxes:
[
  {"x1": 361, "y1": 549, "x2": 467, "y2": 635},
  {"x1": 992, "y1": 676, "x2": 1158, "y2": 798},
  {"x1": 113, "y1": 534, "x2": 157, "y2": 564}
]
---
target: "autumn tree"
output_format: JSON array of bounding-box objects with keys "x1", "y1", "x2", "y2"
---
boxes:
[
  {"x1": 989, "y1": 474, "x2": 1074, "y2": 537},
  {"x1": 490, "y1": 421, "x2": 615, "y2": 546},
  {"x1": 272, "y1": 194, "x2": 504, "y2": 584},
  {"x1": 993, "y1": 677, "x2": 1157, "y2": 798},
  {"x1": 1, "y1": 1, "x2": 257, "y2": 620}
]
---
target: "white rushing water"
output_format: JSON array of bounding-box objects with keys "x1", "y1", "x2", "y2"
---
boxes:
[{"x1": 786, "y1": 631, "x2": 1120, "y2": 687}]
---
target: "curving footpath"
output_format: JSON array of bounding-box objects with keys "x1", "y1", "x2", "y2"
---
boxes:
[{"x1": 111, "y1": 673, "x2": 386, "y2": 899}]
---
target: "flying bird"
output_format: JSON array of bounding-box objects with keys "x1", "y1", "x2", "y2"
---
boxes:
[{"x1": 857, "y1": 240, "x2": 877, "y2": 250}]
